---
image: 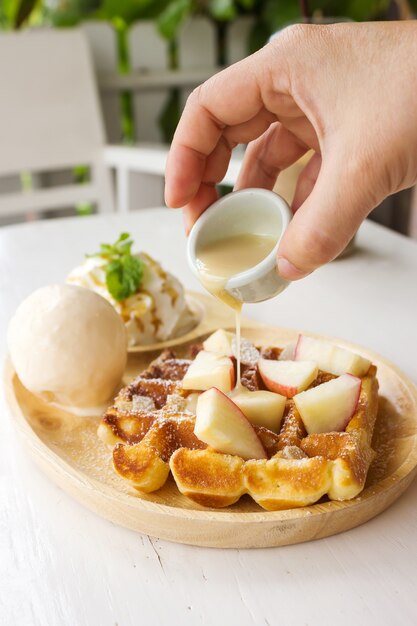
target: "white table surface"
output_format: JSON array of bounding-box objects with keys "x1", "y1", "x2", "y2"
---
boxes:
[{"x1": 1, "y1": 209, "x2": 417, "y2": 626}]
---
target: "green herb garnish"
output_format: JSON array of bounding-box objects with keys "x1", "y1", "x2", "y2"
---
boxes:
[{"x1": 88, "y1": 233, "x2": 144, "y2": 302}]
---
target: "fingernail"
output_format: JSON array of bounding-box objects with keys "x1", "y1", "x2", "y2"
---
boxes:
[{"x1": 277, "y1": 257, "x2": 309, "y2": 281}]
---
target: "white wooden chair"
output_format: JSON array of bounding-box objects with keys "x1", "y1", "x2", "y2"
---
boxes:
[
  {"x1": 0, "y1": 26, "x2": 245, "y2": 221},
  {"x1": 0, "y1": 29, "x2": 114, "y2": 220},
  {"x1": 87, "y1": 18, "x2": 248, "y2": 212}
]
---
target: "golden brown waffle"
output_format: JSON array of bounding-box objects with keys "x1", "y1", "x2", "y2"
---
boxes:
[
  {"x1": 113, "y1": 414, "x2": 206, "y2": 492},
  {"x1": 98, "y1": 345, "x2": 379, "y2": 511},
  {"x1": 97, "y1": 350, "x2": 190, "y2": 447},
  {"x1": 172, "y1": 368, "x2": 378, "y2": 509}
]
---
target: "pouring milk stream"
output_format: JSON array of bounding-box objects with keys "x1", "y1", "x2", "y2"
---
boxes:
[
  {"x1": 195, "y1": 232, "x2": 277, "y2": 388},
  {"x1": 188, "y1": 188, "x2": 293, "y2": 393}
]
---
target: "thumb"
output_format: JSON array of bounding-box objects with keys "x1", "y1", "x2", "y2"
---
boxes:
[{"x1": 277, "y1": 159, "x2": 377, "y2": 280}]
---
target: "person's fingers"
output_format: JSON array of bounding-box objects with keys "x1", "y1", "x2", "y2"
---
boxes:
[
  {"x1": 235, "y1": 122, "x2": 308, "y2": 191},
  {"x1": 222, "y1": 109, "x2": 277, "y2": 146},
  {"x1": 277, "y1": 157, "x2": 377, "y2": 280},
  {"x1": 291, "y1": 152, "x2": 322, "y2": 212},
  {"x1": 201, "y1": 135, "x2": 237, "y2": 191},
  {"x1": 164, "y1": 40, "x2": 300, "y2": 210},
  {"x1": 166, "y1": 106, "x2": 277, "y2": 211},
  {"x1": 164, "y1": 56, "x2": 265, "y2": 209},
  {"x1": 182, "y1": 183, "x2": 219, "y2": 235},
  {"x1": 199, "y1": 106, "x2": 276, "y2": 190},
  {"x1": 165, "y1": 142, "x2": 206, "y2": 208}
]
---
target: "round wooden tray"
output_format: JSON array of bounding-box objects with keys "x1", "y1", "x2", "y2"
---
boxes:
[{"x1": 4, "y1": 297, "x2": 417, "y2": 548}]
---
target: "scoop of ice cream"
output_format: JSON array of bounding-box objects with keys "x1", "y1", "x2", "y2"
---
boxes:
[
  {"x1": 67, "y1": 252, "x2": 196, "y2": 347},
  {"x1": 7, "y1": 284, "x2": 127, "y2": 411}
]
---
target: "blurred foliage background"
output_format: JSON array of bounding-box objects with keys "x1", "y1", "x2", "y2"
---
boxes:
[
  {"x1": 2, "y1": 1, "x2": 415, "y2": 39},
  {"x1": 0, "y1": 0, "x2": 415, "y2": 144},
  {"x1": 2, "y1": 1, "x2": 416, "y2": 47}
]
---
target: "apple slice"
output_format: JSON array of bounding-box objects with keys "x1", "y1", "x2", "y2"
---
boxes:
[
  {"x1": 294, "y1": 374, "x2": 361, "y2": 434},
  {"x1": 182, "y1": 350, "x2": 234, "y2": 393},
  {"x1": 195, "y1": 387, "x2": 267, "y2": 460},
  {"x1": 203, "y1": 329, "x2": 234, "y2": 356},
  {"x1": 258, "y1": 358, "x2": 318, "y2": 398},
  {"x1": 229, "y1": 388, "x2": 286, "y2": 433},
  {"x1": 278, "y1": 341, "x2": 296, "y2": 361},
  {"x1": 203, "y1": 329, "x2": 260, "y2": 365},
  {"x1": 295, "y1": 335, "x2": 371, "y2": 377},
  {"x1": 185, "y1": 392, "x2": 200, "y2": 414}
]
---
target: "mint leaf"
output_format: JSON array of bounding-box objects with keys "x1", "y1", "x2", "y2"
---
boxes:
[
  {"x1": 99, "y1": 243, "x2": 114, "y2": 255},
  {"x1": 105, "y1": 255, "x2": 144, "y2": 302},
  {"x1": 86, "y1": 232, "x2": 145, "y2": 301},
  {"x1": 115, "y1": 238, "x2": 133, "y2": 256}
]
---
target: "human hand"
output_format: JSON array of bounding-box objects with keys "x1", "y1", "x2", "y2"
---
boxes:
[{"x1": 165, "y1": 21, "x2": 417, "y2": 280}]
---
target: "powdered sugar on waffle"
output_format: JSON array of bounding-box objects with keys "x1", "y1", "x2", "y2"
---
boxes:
[{"x1": 231, "y1": 336, "x2": 260, "y2": 366}]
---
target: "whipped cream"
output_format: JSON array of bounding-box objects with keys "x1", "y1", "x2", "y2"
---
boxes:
[{"x1": 67, "y1": 252, "x2": 195, "y2": 347}]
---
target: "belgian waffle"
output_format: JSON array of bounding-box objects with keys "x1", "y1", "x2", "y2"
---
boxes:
[{"x1": 98, "y1": 343, "x2": 379, "y2": 510}]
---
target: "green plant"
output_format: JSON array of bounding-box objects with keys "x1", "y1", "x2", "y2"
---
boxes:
[
  {"x1": 154, "y1": 1, "x2": 301, "y2": 140},
  {"x1": 153, "y1": 0, "x2": 413, "y2": 138},
  {"x1": 1, "y1": 0, "x2": 415, "y2": 142},
  {"x1": 154, "y1": 0, "x2": 409, "y2": 55},
  {"x1": 0, "y1": 0, "x2": 44, "y2": 29}
]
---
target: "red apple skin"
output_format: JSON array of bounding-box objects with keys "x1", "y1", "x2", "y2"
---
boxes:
[
  {"x1": 344, "y1": 374, "x2": 362, "y2": 427},
  {"x1": 294, "y1": 374, "x2": 362, "y2": 434},
  {"x1": 294, "y1": 335, "x2": 302, "y2": 360},
  {"x1": 229, "y1": 365, "x2": 236, "y2": 390},
  {"x1": 326, "y1": 374, "x2": 362, "y2": 432},
  {"x1": 257, "y1": 358, "x2": 317, "y2": 398},
  {"x1": 260, "y1": 378, "x2": 298, "y2": 398},
  {"x1": 217, "y1": 388, "x2": 266, "y2": 451}
]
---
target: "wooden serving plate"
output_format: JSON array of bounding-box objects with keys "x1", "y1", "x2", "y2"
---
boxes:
[{"x1": 4, "y1": 298, "x2": 417, "y2": 548}]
